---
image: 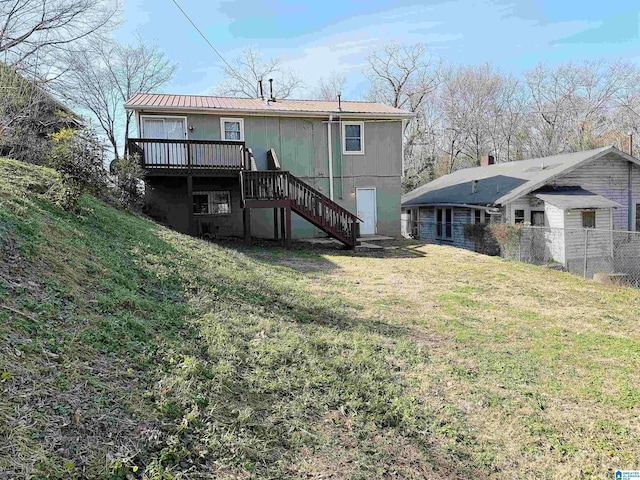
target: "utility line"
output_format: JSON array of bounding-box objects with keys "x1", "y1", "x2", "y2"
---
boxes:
[{"x1": 169, "y1": 0, "x2": 255, "y2": 92}]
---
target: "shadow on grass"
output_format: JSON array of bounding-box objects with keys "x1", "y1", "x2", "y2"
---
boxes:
[{"x1": 1, "y1": 188, "x2": 488, "y2": 479}]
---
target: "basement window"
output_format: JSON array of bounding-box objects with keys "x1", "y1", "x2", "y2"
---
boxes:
[
  {"x1": 342, "y1": 121, "x2": 364, "y2": 154},
  {"x1": 582, "y1": 211, "x2": 596, "y2": 229},
  {"x1": 193, "y1": 191, "x2": 231, "y2": 215}
]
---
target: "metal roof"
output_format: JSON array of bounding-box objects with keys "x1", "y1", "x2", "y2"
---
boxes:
[
  {"x1": 534, "y1": 187, "x2": 622, "y2": 210},
  {"x1": 402, "y1": 146, "x2": 638, "y2": 207},
  {"x1": 124, "y1": 93, "x2": 414, "y2": 118}
]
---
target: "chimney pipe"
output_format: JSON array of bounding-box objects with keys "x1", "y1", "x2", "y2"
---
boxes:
[
  {"x1": 268, "y1": 78, "x2": 275, "y2": 102},
  {"x1": 471, "y1": 180, "x2": 478, "y2": 194},
  {"x1": 337, "y1": 92, "x2": 342, "y2": 111},
  {"x1": 258, "y1": 79, "x2": 264, "y2": 100},
  {"x1": 628, "y1": 131, "x2": 634, "y2": 157}
]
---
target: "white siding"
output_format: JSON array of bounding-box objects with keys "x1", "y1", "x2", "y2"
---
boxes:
[{"x1": 550, "y1": 152, "x2": 640, "y2": 230}]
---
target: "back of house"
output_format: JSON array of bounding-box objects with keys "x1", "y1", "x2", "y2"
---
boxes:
[{"x1": 125, "y1": 92, "x2": 413, "y2": 246}]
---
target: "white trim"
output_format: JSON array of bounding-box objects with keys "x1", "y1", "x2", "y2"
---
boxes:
[
  {"x1": 342, "y1": 121, "x2": 365, "y2": 155},
  {"x1": 220, "y1": 117, "x2": 245, "y2": 142},
  {"x1": 140, "y1": 115, "x2": 187, "y2": 139},
  {"x1": 356, "y1": 187, "x2": 377, "y2": 234}
]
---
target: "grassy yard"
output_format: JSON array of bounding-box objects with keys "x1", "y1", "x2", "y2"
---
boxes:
[{"x1": 1, "y1": 157, "x2": 640, "y2": 479}]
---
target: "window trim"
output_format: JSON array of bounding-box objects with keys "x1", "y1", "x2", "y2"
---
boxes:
[
  {"x1": 193, "y1": 190, "x2": 232, "y2": 216},
  {"x1": 342, "y1": 121, "x2": 365, "y2": 155},
  {"x1": 140, "y1": 115, "x2": 187, "y2": 139},
  {"x1": 220, "y1": 117, "x2": 245, "y2": 142}
]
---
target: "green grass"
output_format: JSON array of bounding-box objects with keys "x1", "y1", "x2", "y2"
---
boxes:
[{"x1": 2, "y1": 157, "x2": 640, "y2": 479}]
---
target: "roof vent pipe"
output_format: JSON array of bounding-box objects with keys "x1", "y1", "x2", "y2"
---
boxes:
[
  {"x1": 471, "y1": 180, "x2": 478, "y2": 194},
  {"x1": 268, "y1": 78, "x2": 275, "y2": 102},
  {"x1": 258, "y1": 79, "x2": 264, "y2": 100},
  {"x1": 628, "y1": 131, "x2": 634, "y2": 156},
  {"x1": 337, "y1": 92, "x2": 342, "y2": 111}
]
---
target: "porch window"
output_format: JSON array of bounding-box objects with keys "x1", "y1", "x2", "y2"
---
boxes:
[
  {"x1": 193, "y1": 191, "x2": 231, "y2": 215},
  {"x1": 220, "y1": 118, "x2": 244, "y2": 141},
  {"x1": 342, "y1": 121, "x2": 364, "y2": 154},
  {"x1": 436, "y1": 207, "x2": 453, "y2": 239},
  {"x1": 514, "y1": 209, "x2": 525, "y2": 224},
  {"x1": 582, "y1": 210, "x2": 596, "y2": 229}
]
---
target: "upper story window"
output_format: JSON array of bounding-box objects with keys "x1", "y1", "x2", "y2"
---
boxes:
[
  {"x1": 342, "y1": 121, "x2": 364, "y2": 155},
  {"x1": 220, "y1": 118, "x2": 244, "y2": 141}
]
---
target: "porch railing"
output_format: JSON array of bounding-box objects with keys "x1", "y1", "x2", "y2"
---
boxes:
[{"x1": 127, "y1": 138, "x2": 245, "y2": 171}]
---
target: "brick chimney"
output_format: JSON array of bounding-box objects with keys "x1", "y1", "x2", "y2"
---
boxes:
[{"x1": 480, "y1": 154, "x2": 495, "y2": 167}]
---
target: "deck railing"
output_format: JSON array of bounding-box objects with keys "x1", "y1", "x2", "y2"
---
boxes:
[
  {"x1": 127, "y1": 138, "x2": 245, "y2": 171},
  {"x1": 241, "y1": 170, "x2": 360, "y2": 246}
]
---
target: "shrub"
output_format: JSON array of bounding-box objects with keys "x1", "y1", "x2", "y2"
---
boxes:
[
  {"x1": 45, "y1": 128, "x2": 107, "y2": 211},
  {"x1": 110, "y1": 155, "x2": 145, "y2": 211},
  {"x1": 489, "y1": 223, "x2": 524, "y2": 258},
  {"x1": 463, "y1": 223, "x2": 500, "y2": 256}
]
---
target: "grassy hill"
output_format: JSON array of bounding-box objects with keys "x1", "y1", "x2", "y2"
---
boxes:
[{"x1": 1, "y1": 157, "x2": 640, "y2": 479}]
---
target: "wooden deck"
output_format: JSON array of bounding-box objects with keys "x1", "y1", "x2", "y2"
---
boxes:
[{"x1": 127, "y1": 138, "x2": 247, "y2": 174}]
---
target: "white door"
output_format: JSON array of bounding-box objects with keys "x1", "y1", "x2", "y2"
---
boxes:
[
  {"x1": 141, "y1": 116, "x2": 187, "y2": 165},
  {"x1": 356, "y1": 188, "x2": 377, "y2": 235}
]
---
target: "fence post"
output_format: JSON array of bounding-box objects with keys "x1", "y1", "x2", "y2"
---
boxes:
[{"x1": 583, "y1": 228, "x2": 588, "y2": 278}]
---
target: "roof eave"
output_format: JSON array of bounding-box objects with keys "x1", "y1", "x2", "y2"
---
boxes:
[{"x1": 123, "y1": 104, "x2": 415, "y2": 119}]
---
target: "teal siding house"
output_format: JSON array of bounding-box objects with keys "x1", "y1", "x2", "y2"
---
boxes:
[{"x1": 125, "y1": 91, "x2": 412, "y2": 247}]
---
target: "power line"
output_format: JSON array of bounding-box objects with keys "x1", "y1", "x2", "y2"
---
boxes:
[{"x1": 169, "y1": 0, "x2": 254, "y2": 91}]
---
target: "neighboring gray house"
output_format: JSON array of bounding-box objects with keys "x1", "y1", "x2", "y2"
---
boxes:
[
  {"x1": 402, "y1": 146, "x2": 640, "y2": 268},
  {"x1": 125, "y1": 92, "x2": 413, "y2": 247}
]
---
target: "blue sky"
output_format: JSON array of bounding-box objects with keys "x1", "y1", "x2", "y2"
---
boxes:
[{"x1": 116, "y1": 0, "x2": 640, "y2": 100}]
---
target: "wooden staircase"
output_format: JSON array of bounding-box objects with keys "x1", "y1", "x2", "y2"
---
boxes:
[{"x1": 240, "y1": 149, "x2": 359, "y2": 248}]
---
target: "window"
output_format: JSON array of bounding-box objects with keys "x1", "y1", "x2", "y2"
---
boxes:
[
  {"x1": 436, "y1": 207, "x2": 453, "y2": 239},
  {"x1": 473, "y1": 210, "x2": 490, "y2": 224},
  {"x1": 582, "y1": 210, "x2": 596, "y2": 229},
  {"x1": 530, "y1": 210, "x2": 545, "y2": 226},
  {"x1": 636, "y1": 203, "x2": 640, "y2": 231},
  {"x1": 514, "y1": 209, "x2": 525, "y2": 224},
  {"x1": 342, "y1": 121, "x2": 364, "y2": 154},
  {"x1": 220, "y1": 118, "x2": 244, "y2": 141},
  {"x1": 193, "y1": 191, "x2": 231, "y2": 215}
]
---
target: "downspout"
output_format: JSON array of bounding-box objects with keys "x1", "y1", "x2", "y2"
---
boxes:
[{"x1": 328, "y1": 114, "x2": 334, "y2": 201}]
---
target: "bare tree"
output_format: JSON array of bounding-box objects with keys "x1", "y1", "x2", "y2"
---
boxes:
[
  {"x1": 366, "y1": 42, "x2": 441, "y2": 179},
  {"x1": 64, "y1": 36, "x2": 176, "y2": 159},
  {"x1": 0, "y1": 0, "x2": 119, "y2": 73},
  {"x1": 215, "y1": 47, "x2": 303, "y2": 99},
  {"x1": 313, "y1": 72, "x2": 346, "y2": 101}
]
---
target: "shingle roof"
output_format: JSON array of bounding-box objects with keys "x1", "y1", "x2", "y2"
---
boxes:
[
  {"x1": 402, "y1": 146, "x2": 637, "y2": 207},
  {"x1": 534, "y1": 187, "x2": 622, "y2": 210},
  {"x1": 124, "y1": 93, "x2": 414, "y2": 118}
]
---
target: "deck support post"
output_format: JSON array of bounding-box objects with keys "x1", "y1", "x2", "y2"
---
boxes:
[
  {"x1": 243, "y1": 208, "x2": 251, "y2": 247},
  {"x1": 285, "y1": 204, "x2": 292, "y2": 249},
  {"x1": 280, "y1": 207, "x2": 286, "y2": 246},
  {"x1": 187, "y1": 175, "x2": 195, "y2": 236},
  {"x1": 273, "y1": 208, "x2": 279, "y2": 241}
]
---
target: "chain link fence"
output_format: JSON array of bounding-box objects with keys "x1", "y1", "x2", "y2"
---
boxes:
[{"x1": 403, "y1": 219, "x2": 640, "y2": 287}]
